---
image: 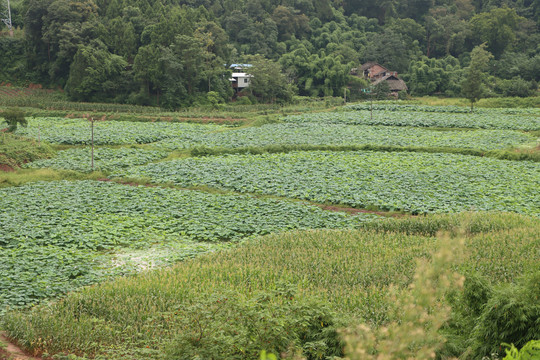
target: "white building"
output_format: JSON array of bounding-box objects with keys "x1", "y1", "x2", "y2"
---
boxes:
[{"x1": 230, "y1": 72, "x2": 253, "y2": 91}]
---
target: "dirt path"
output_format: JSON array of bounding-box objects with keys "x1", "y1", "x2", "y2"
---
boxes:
[{"x1": 0, "y1": 332, "x2": 40, "y2": 360}]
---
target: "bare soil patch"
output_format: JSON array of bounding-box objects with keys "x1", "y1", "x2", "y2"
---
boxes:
[
  {"x1": 0, "y1": 164, "x2": 15, "y2": 172},
  {"x1": 0, "y1": 332, "x2": 41, "y2": 360}
]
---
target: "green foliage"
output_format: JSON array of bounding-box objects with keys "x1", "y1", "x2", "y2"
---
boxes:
[
  {"x1": 462, "y1": 44, "x2": 494, "y2": 110},
  {"x1": 340, "y1": 106, "x2": 540, "y2": 130},
  {"x1": 405, "y1": 56, "x2": 463, "y2": 96},
  {"x1": 165, "y1": 287, "x2": 342, "y2": 359},
  {"x1": 117, "y1": 151, "x2": 540, "y2": 215},
  {"x1": 155, "y1": 122, "x2": 534, "y2": 152},
  {"x1": 0, "y1": 132, "x2": 55, "y2": 167},
  {"x1": 24, "y1": 148, "x2": 167, "y2": 173},
  {"x1": 344, "y1": 237, "x2": 464, "y2": 360},
  {"x1": 2, "y1": 0, "x2": 539, "y2": 104},
  {"x1": 2, "y1": 213, "x2": 537, "y2": 359},
  {"x1": 360, "y1": 211, "x2": 539, "y2": 237},
  {"x1": 442, "y1": 272, "x2": 540, "y2": 359},
  {"x1": 470, "y1": 8, "x2": 526, "y2": 58},
  {"x1": 65, "y1": 41, "x2": 127, "y2": 102},
  {"x1": 502, "y1": 340, "x2": 540, "y2": 360},
  {"x1": 15, "y1": 117, "x2": 221, "y2": 145},
  {"x1": 373, "y1": 81, "x2": 390, "y2": 100},
  {"x1": 495, "y1": 77, "x2": 534, "y2": 98},
  {"x1": 247, "y1": 55, "x2": 296, "y2": 104},
  {"x1": 1, "y1": 107, "x2": 27, "y2": 132},
  {"x1": 0, "y1": 180, "x2": 375, "y2": 310}
]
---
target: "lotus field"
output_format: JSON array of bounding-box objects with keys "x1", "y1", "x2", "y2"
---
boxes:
[{"x1": 1, "y1": 103, "x2": 539, "y2": 359}]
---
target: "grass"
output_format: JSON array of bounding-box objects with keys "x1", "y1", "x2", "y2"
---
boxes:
[
  {"x1": 0, "y1": 168, "x2": 106, "y2": 188},
  {"x1": 1, "y1": 212, "x2": 538, "y2": 359},
  {"x1": 0, "y1": 132, "x2": 55, "y2": 168},
  {"x1": 405, "y1": 96, "x2": 540, "y2": 108},
  {"x1": 188, "y1": 143, "x2": 540, "y2": 162}
]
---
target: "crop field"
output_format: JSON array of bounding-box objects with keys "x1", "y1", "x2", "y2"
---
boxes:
[
  {"x1": 2, "y1": 213, "x2": 538, "y2": 359},
  {"x1": 153, "y1": 123, "x2": 534, "y2": 152},
  {"x1": 0, "y1": 180, "x2": 375, "y2": 312},
  {"x1": 115, "y1": 151, "x2": 540, "y2": 215},
  {"x1": 345, "y1": 103, "x2": 540, "y2": 115},
  {"x1": 285, "y1": 109, "x2": 540, "y2": 130},
  {"x1": 23, "y1": 148, "x2": 168, "y2": 172},
  {"x1": 1, "y1": 103, "x2": 539, "y2": 360},
  {"x1": 14, "y1": 117, "x2": 222, "y2": 145}
]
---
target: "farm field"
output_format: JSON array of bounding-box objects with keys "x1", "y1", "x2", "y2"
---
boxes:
[
  {"x1": 24, "y1": 148, "x2": 168, "y2": 172},
  {"x1": 289, "y1": 108, "x2": 540, "y2": 130},
  {"x1": 0, "y1": 180, "x2": 374, "y2": 312},
  {"x1": 1, "y1": 102, "x2": 539, "y2": 360},
  {"x1": 2, "y1": 213, "x2": 539, "y2": 359},
  {"x1": 115, "y1": 151, "x2": 540, "y2": 215}
]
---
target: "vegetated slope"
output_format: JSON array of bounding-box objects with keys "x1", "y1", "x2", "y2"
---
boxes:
[
  {"x1": 0, "y1": 133, "x2": 55, "y2": 170},
  {"x1": 2, "y1": 213, "x2": 538, "y2": 359},
  {"x1": 0, "y1": 180, "x2": 375, "y2": 311},
  {"x1": 115, "y1": 151, "x2": 540, "y2": 215}
]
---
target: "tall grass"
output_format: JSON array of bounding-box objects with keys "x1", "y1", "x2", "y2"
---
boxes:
[
  {"x1": 0, "y1": 133, "x2": 55, "y2": 168},
  {"x1": 2, "y1": 213, "x2": 538, "y2": 359},
  {"x1": 405, "y1": 96, "x2": 540, "y2": 108},
  {"x1": 189, "y1": 143, "x2": 540, "y2": 162},
  {"x1": 0, "y1": 168, "x2": 106, "y2": 187}
]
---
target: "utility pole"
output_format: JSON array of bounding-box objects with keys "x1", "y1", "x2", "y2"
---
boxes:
[
  {"x1": 91, "y1": 117, "x2": 94, "y2": 171},
  {"x1": 1, "y1": 0, "x2": 13, "y2": 37}
]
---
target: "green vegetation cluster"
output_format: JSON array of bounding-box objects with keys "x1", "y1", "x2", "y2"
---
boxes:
[
  {"x1": 17, "y1": 116, "x2": 535, "y2": 159},
  {"x1": 114, "y1": 150, "x2": 540, "y2": 215},
  {"x1": 1, "y1": 213, "x2": 538, "y2": 359},
  {"x1": 1, "y1": 0, "x2": 538, "y2": 106},
  {"x1": 0, "y1": 132, "x2": 55, "y2": 169},
  {"x1": 1, "y1": 102, "x2": 538, "y2": 360}
]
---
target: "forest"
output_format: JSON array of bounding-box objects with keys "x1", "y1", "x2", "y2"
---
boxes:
[{"x1": 0, "y1": 0, "x2": 538, "y2": 108}]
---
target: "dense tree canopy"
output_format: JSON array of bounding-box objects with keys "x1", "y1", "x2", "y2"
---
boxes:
[{"x1": 0, "y1": 0, "x2": 538, "y2": 105}]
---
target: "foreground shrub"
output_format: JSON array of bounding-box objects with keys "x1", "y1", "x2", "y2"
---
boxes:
[
  {"x1": 343, "y1": 237, "x2": 465, "y2": 359},
  {"x1": 442, "y1": 271, "x2": 540, "y2": 359},
  {"x1": 502, "y1": 340, "x2": 540, "y2": 360},
  {"x1": 164, "y1": 285, "x2": 343, "y2": 359},
  {"x1": 1, "y1": 107, "x2": 27, "y2": 132}
]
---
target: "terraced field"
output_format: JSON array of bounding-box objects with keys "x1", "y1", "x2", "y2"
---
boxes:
[
  {"x1": 114, "y1": 150, "x2": 540, "y2": 215},
  {"x1": 15, "y1": 117, "x2": 221, "y2": 145},
  {"x1": 1, "y1": 103, "x2": 539, "y2": 360},
  {"x1": 285, "y1": 109, "x2": 540, "y2": 130}
]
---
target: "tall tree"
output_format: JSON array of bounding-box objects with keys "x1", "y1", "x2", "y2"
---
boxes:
[
  {"x1": 461, "y1": 43, "x2": 493, "y2": 111},
  {"x1": 247, "y1": 55, "x2": 295, "y2": 103}
]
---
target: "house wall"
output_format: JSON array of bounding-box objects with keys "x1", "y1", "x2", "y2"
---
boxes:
[{"x1": 237, "y1": 76, "x2": 250, "y2": 88}]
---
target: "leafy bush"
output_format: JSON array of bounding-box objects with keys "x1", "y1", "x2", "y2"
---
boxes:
[
  {"x1": 495, "y1": 77, "x2": 534, "y2": 98},
  {"x1": 0, "y1": 132, "x2": 55, "y2": 167},
  {"x1": 502, "y1": 340, "x2": 540, "y2": 360},
  {"x1": 442, "y1": 271, "x2": 540, "y2": 359},
  {"x1": 165, "y1": 286, "x2": 343, "y2": 359},
  {"x1": 1, "y1": 107, "x2": 27, "y2": 132},
  {"x1": 235, "y1": 96, "x2": 252, "y2": 105}
]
